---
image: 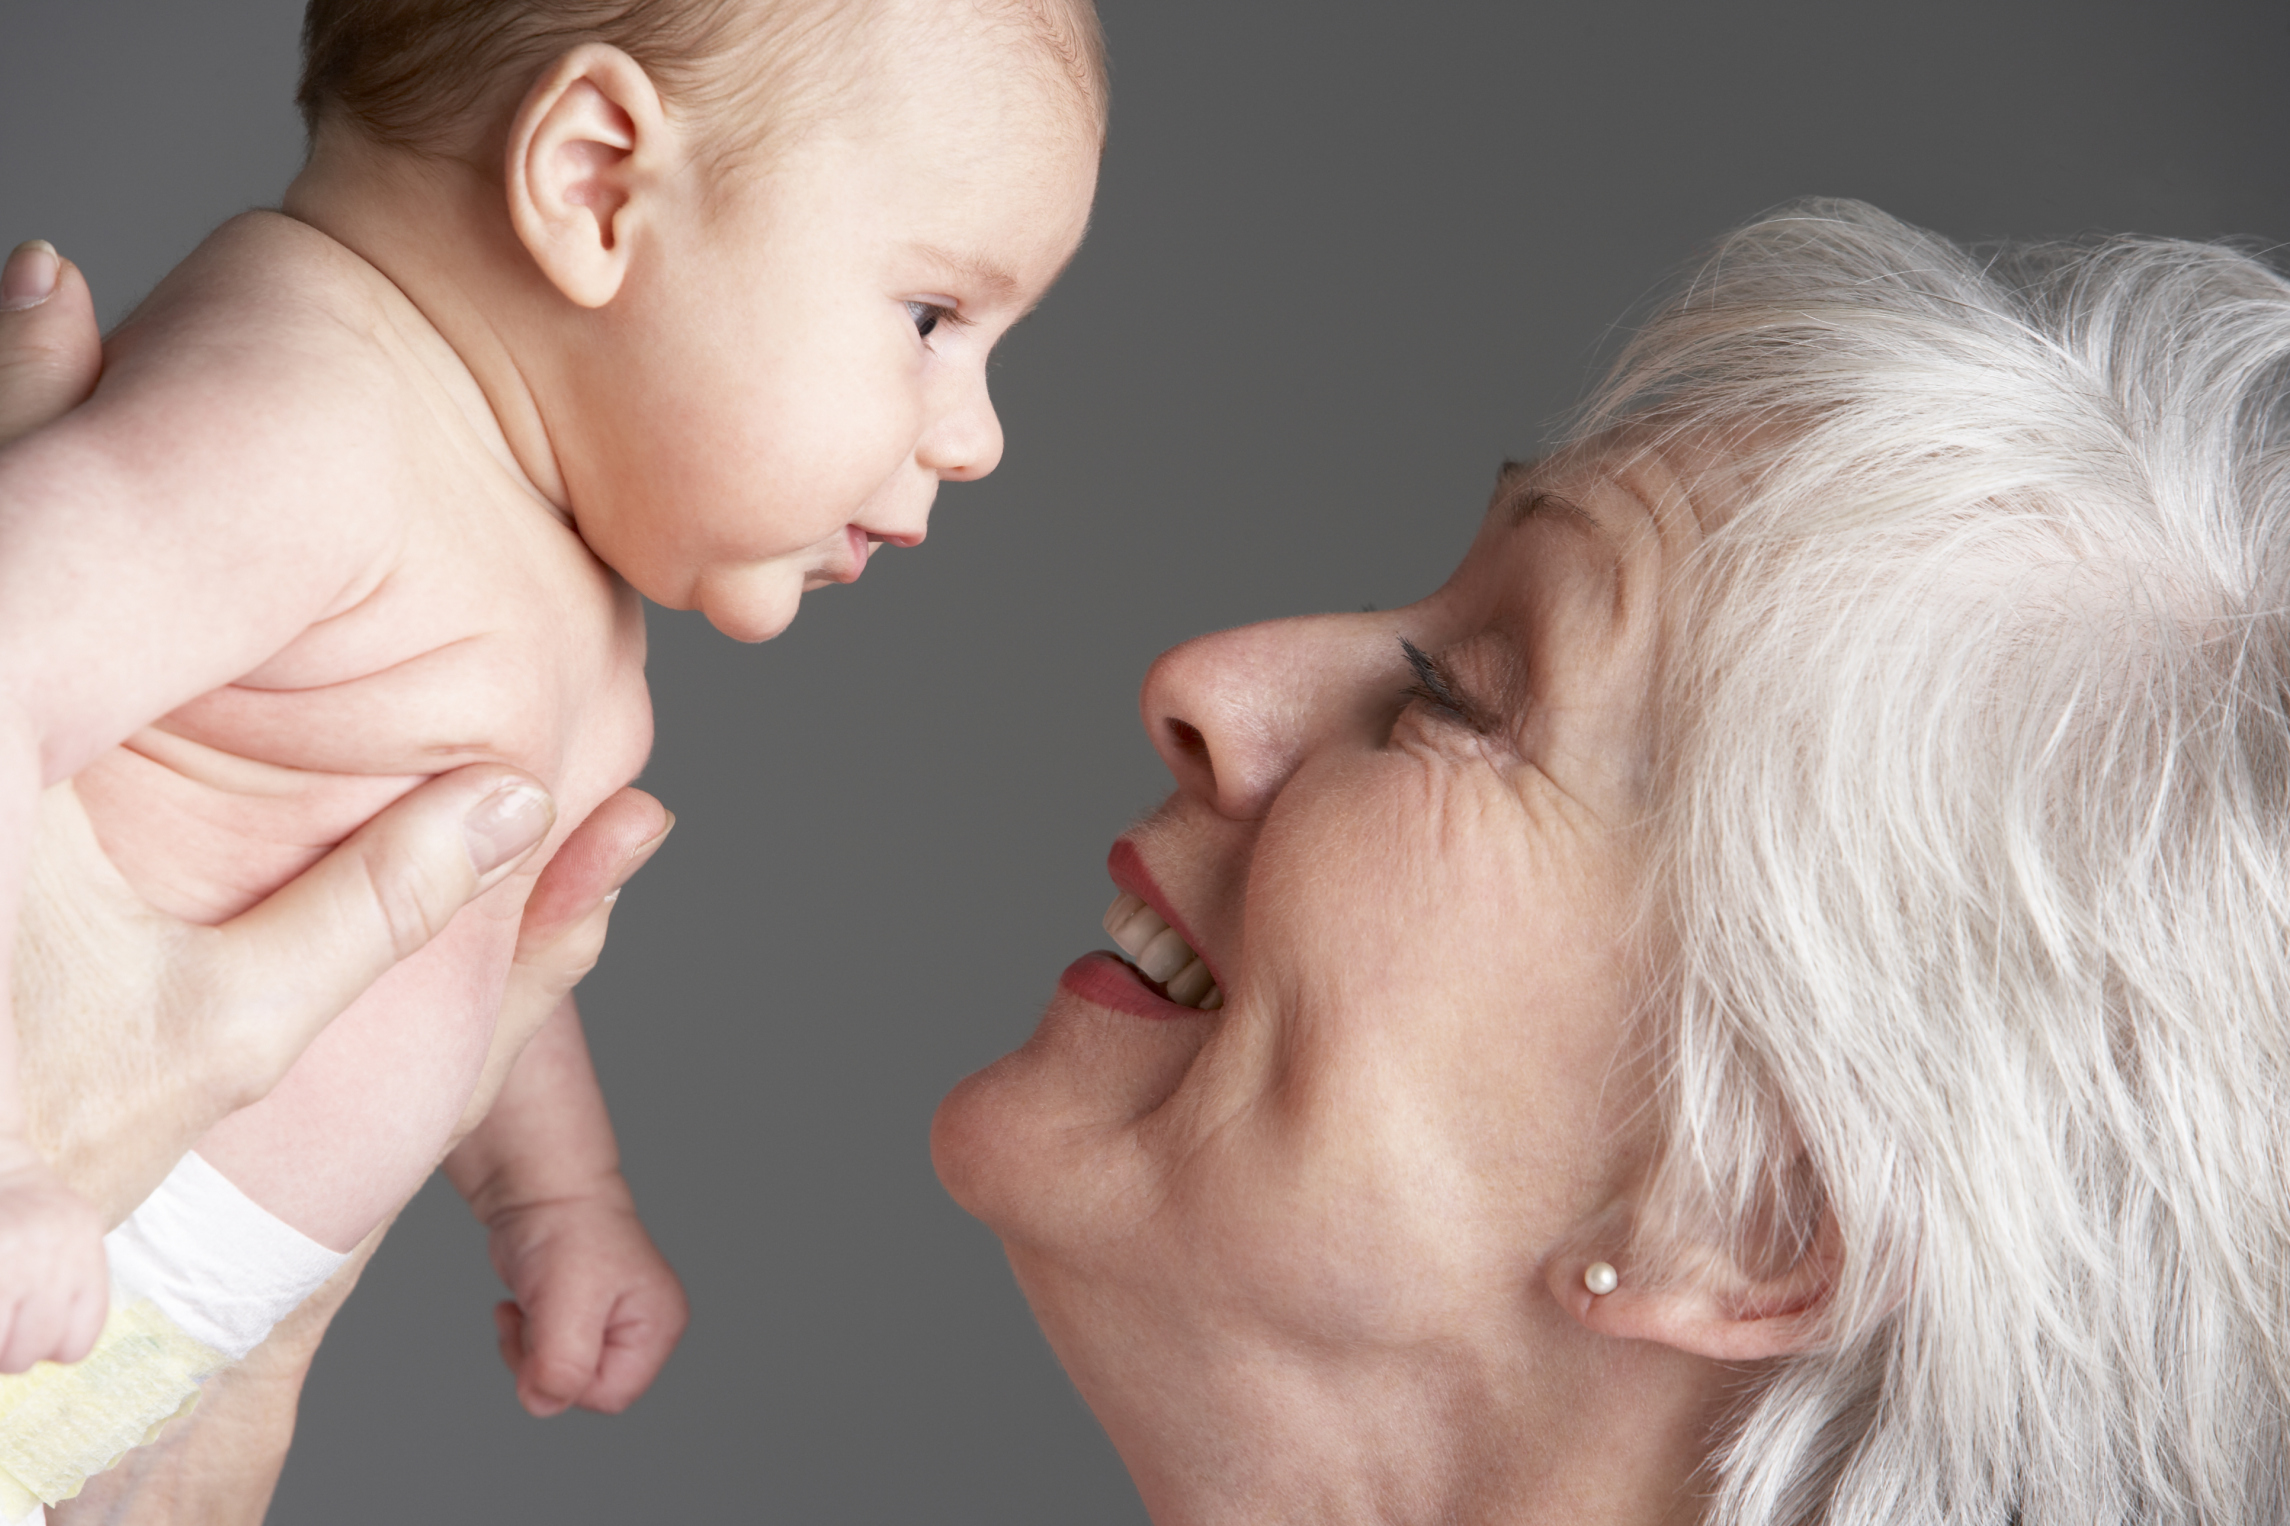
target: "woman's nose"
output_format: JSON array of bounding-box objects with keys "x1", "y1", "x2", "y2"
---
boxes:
[
  {"x1": 1140, "y1": 613, "x2": 1395, "y2": 819},
  {"x1": 918, "y1": 370, "x2": 1005, "y2": 482}
]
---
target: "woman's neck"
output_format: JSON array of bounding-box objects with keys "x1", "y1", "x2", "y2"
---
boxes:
[{"x1": 1054, "y1": 1296, "x2": 1734, "y2": 1526}]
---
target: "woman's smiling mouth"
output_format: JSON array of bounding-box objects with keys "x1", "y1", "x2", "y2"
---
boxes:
[
  {"x1": 1089, "y1": 839, "x2": 1223, "y2": 1012},
  {"x1": 1100, "y1": 892, "x2": 1223, "y2": 1009}
]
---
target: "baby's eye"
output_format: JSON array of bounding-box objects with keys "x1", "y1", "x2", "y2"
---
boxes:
[{"x1": 905, "y1": 300, "x2": 954, "y2": 339}]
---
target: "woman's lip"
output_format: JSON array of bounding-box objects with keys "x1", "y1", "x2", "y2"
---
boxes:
[
  {"x1": 1059, "y1": 951, "x2": 1210, "y2": 1021},
  {"x1": 1104, "y1": 839, "x2": 1220, "y2": 991}
]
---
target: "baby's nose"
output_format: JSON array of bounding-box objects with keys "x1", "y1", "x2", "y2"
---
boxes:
[{"x1": 920, "y1": 381, "x2": 1004, "y2": 482}]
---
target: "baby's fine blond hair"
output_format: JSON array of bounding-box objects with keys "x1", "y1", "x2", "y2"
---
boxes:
[{"x1": 296, "y1": 0, "x2": 1106, "y2": 161}]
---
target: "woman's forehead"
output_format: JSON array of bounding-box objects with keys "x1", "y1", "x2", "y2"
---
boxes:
[
  {"x1": 1474, "y1": 449, "x2": 1694, "y2": 572},
  {"x1": 1474, "y1": 441, "x2": 1734, "y2": 573}
]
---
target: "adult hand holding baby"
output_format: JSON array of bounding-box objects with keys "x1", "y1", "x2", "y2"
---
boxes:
[{"x1": 0, "y1": 243, "x2": 98, "y2": 447}]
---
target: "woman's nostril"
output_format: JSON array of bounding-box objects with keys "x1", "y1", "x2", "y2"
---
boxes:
[{"x1": 1167, "y1": 720, "x2": 1208, "y2": 758}]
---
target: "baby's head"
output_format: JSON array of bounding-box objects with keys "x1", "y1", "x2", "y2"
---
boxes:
[{"x1": 294, "y1": 0, "x2": 1106, "y2": 640}]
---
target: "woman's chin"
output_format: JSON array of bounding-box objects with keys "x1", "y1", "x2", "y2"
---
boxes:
[{"x1": 931, "y1": 952, "x2": 1220, "y2": 1235}]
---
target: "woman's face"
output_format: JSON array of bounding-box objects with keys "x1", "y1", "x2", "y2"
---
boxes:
[{"x1": 933, "y1": 445, "x2": 1711, "y2": 1485}]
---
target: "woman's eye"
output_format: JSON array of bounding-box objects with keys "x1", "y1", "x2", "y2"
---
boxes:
[
  {"x1": 1398, "y1": 638, "x2": 1487, "y2": 734},
  {"x1": 906, "y1": 301, "x2": 952, "y2": 339}
]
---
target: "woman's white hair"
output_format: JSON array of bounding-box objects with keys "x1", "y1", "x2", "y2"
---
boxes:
[{"x1": 1595, "y1": 200, "x2": 2290, "y2": 1525}]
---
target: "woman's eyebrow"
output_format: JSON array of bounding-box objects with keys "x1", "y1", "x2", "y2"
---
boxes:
[{"x1": 1490, "y1": 461, "x2": 1596, "y2": 531}]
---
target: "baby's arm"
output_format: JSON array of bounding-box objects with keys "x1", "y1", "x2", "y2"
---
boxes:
[
  {"x1": 443, "y1": 997, "x2": 688, "y2": 1416},
  {"x1": 0, "y1": 224, "x2": 418, "y2": 1366}
]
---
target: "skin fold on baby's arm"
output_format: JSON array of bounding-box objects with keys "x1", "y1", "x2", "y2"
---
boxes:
[{"x1": 0, "y1": 211, "x2": 652, "y2": 1371}]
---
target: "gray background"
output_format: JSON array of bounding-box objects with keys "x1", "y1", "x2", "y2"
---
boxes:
[{"x1": 5, "y1": 2, "x2": 2287, "y2": 1521}]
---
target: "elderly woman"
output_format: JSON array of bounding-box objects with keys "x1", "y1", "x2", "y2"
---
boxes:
[{"x1": 936, "y1": 199, "x2": 2290, "y2": 1524}]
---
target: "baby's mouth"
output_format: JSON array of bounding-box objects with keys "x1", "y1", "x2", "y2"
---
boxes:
[
  {"x1": 1101, "y1": 894, "x2": 1224, "y2": 1010},
  {"x1": 833, "y1": 525, "x2": 876, "y2": 582}
]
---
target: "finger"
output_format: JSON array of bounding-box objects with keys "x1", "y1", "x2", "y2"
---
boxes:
[
  {"x1": 0, "y1": 242, "x2": 102, "y2": 445},
  {"x1": 517, "y1": 1285, "x2": 610, "y2": 1418},
  {"x1": 0, "y1": 1317, "x2": 31, "y2": 1376},
  {"x1": 0, "y1": 1294, "x2": 60, "y2": 1375},
  {"x1": 0, "y1": 1298, "x2": 30, "y2": 1374},
  {"x1": 519, "y1": 788, "x2": 671, "y2": 952},
  {"x1": 60, "y1": 1274, "x2": 107, "y2": 1367},
  {"x1": 194, "y1": 766, "x2": 556, "y2": 1103},
  {"x1": 583, "y1": 1287, "x2": 690, "y2": 1413},
  {"x1": 518, "y1": 1381, "x2": 574, "y2": 1419},
  {"x1": 493, "y1": 1299, "x2": 526, "y2": 1378},
  {"x1": 503, "y1": 789, "x2": 671, "y2": 1015}
]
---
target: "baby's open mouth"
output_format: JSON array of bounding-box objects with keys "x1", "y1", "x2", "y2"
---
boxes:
[{"x1": 1101, "y1": 894, "x2": 1224, "y2": 1010}]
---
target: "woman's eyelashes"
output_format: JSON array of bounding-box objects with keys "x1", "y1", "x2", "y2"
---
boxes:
[
  {"x1": 905, "y1": 300, "x2": 963, "y2": 340},
  {"x1": 1398, "y1": 638, "x2": 1492, "y2": 734}
]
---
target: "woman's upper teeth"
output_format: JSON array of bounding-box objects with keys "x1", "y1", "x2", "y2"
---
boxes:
[{"x1": 1101, "y1": 893, "x2": 1225, "y2": 1010}]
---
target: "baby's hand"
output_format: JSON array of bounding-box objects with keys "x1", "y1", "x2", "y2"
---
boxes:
[
  {"x1": 0, "y1": 1143, "x2": 107, "y2": 1372},
  {"x1": 484, "y1": 1182, "x2": 686, "y2": 1417}
]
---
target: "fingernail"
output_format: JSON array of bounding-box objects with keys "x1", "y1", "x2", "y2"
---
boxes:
[
  {"x1": 465, "y1": 782, "x2": 555, "y2": 874},
  {"x1": 1, "y1": 241, "x2": 60, "y2": 311},
  {"x1": 605, "y1": 809, "x2": 675, "y2": 893}
]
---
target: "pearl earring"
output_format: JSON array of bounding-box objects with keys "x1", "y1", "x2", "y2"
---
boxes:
[{"x1": 1583, "y1": 1261, "x2": 1619, "y2": 1296}]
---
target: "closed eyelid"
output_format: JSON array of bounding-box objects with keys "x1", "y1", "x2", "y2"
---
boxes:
[{"x1": 1398, "y1": 638, "x2": 1495, "y2": 733}]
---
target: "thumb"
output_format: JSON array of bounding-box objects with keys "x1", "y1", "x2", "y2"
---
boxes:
[
  {"x1": 0, "y1": 242, "x2": 103, "y2": 446},
  {"x1": 190, "y1": 766, "x2": 556, "y2": 1105}
]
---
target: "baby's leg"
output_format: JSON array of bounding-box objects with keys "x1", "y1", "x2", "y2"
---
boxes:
[
  {"x1": 51, "y1": 1221, "x2": 389, "y2": 1526},
  {"x1": 0, "y1": 905, "x2": 517, "y2": 1512},
  {"x1": 192, "y1": 894, "x2": 521, "y2": 1252}
]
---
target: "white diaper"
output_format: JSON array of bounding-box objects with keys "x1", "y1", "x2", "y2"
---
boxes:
[
  {"x1": 102, "y1": 1151, "x2": 352, "y2": 1363},
  {"x1": 0, "y1": 1152, "x2": 352, "y2": 1512}
]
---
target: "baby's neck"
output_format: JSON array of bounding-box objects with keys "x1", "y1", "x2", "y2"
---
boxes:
[{"x1": 282, "y1": 135, "x2": 573, "y2": 513}]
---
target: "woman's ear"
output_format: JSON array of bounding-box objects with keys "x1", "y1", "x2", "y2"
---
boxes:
[
  {"x1": 1544, "y1": 1213, "x2": 1842, "y2": 1363},
  {"x1": 504, "y1": 44, "x2": 678, "y2": 309}
]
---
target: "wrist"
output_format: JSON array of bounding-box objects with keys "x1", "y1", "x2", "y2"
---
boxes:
[{"x1": 458, "y1": 1156, "x2": 635, "y2": 1232}]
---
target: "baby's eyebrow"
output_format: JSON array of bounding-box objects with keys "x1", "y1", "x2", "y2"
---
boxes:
[{"x1": 909, "y1": 243, "x2": 1021, "y2": 304}]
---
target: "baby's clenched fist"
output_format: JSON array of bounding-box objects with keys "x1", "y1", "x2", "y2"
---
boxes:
[{"x1": 485, "y1": 1186, "x2": 686, "y2": 1418}]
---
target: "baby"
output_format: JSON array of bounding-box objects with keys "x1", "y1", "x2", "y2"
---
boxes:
[{"x1": 0, "y1": 0, "x2": 1101, "y2": 1506}]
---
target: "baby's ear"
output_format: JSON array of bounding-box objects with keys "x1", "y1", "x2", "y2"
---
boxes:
[
  {"x1": 505, "y1": 44, "x2": 676, "y2": 308},
  {"x1": 1545, "y1": 1206, "x2": 1843, "y2": 1363}
]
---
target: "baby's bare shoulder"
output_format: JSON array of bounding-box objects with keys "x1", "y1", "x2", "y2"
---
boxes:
[
  {"x1": 105, "y1": 213, "x2": 419, "y2": 410},
  {"x1": 63, "y1": 211, "x2": 536, "y2": 611},
  {"x1": 136, "y1": 213, "x2": 391, "y2": 330}
]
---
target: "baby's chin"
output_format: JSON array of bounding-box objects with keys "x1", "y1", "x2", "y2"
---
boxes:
[{"x1": 693, "y1": 570, "x2": 804, "y2": 644}]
